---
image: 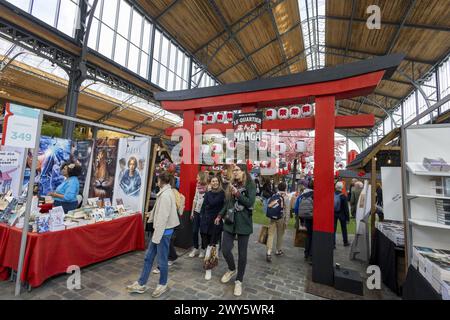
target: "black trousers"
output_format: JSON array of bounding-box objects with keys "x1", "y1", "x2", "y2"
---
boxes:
[
  {"x1": 221, "y1": 231, "x2": 250, "y2": 282},
  {"x1": 334, "y1": 214, "x2": 349, "y2": 245},
  {"x1": 201, "y1": 231, "x2": 220, "y2": 249},
  {"x1": 304, "y1": 218, "x2": 313, "y2": 258}
]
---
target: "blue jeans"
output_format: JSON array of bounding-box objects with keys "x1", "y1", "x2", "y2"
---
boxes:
[
  {"x1": 138, "y1": 234, "x2": 172, "y2": 286},
  {"x1": 262, "y1": 198, "x2": 269, "y2": 214},
  {"x1": 192, "y1": 212, "x2": 202, "y2": 249},
  {"x1": 334, "y1": 214, "x2": 349, "y2": 245}
]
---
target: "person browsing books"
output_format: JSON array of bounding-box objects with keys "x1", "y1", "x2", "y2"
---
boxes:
[{"x1": 48, "y1": 163, "x2": 81, "y2": 213}]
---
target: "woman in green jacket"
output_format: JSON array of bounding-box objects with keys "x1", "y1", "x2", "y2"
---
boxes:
[{"x1": 214, "y1": 164, "x2": 256, "y2": 297}]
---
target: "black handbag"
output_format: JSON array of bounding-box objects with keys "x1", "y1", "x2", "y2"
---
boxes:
[{"x1": 224, "y1": 207, "x2": 235, "y2": 225}]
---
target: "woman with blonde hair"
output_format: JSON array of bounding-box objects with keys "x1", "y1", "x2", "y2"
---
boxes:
[{"x1": 189, "y1": 171, "x2": 208, "y2": 258}]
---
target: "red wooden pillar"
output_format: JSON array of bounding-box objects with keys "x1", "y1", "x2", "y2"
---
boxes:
[
  {"x1": 179, "y1": 110, "x2": 198, "y2": 212},
  {"x1": 312, "y1": 95, "x2": 336, "y2": 285}
]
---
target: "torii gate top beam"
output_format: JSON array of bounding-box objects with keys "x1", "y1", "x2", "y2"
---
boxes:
[{"x1": 155, "y1": 54, "x2": 405, "y2": 113}]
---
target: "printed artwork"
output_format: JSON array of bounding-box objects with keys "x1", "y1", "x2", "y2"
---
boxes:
[
  {"x1": 0, "y1": 146, "x2": 26, "y2": 197},
  {"x1": 113, "y1": 137, "x2": 150, "y2": 213},
  {"x1": 89, "y1": 138, "x2": 119, "y2": 200},
  {"x1": 71, "y1": 140, "x2": 93, "y2": 194},
  {"x1": 23, "y1": 136, "x2": 71, "y2": 196}
]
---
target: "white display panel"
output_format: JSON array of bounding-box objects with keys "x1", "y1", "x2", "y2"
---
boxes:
[{"x1": 381, "y1": 167, "x2": 403, "y2": 222}]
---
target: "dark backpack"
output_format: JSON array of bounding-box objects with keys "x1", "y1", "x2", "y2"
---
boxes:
[
  {"x1": 334, "y1": 193, "x2": 342, "y2": 212},
  {"x1": 266, "y1": 194, "x2": 284, "y2": 220},
  {"x1": 298, "y1": 195, "x2": 313, "y2": 218}
]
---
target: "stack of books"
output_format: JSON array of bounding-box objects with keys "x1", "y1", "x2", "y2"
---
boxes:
[
  {"x1": 412, "y1": 246, "x2": 450, "y2": 298},
  {"x1": 436, "y1": 199, "x2": 450, "y2": 226},
  {"x1": 376, "y1": 220, "x2": 405, "y2": 246}
]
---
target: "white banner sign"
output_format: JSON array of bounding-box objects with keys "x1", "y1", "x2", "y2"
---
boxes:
[
  {"x1": 2, "y1": 103, "x2": 41, "y2": 149},
  {"x1": 0, "y1": 151, "x2": 20, "y2": 167}
]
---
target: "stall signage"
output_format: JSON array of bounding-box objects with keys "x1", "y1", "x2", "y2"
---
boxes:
[
  {"x1": 233, "y1": 112, "x2": 263, "y2": 142},
  {"x1": 2, "y1": 103, "x2": 41, "y2": 149},
  {"x1": 0, "y1": 151, "x2": 20, "y2": 167}
]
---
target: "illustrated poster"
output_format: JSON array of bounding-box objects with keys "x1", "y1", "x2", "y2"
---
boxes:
[
  {"x1": 89, "y1": 138, "x2": 119, "y2": 200},
  {"x1": 112, "y1": 137, "x2": 150, "y2": 213},
  {"x1": 0, "y1": 145, "x2": 26, "y2": 197}
]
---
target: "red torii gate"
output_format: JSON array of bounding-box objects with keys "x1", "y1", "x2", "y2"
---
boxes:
[{"x1": 155, "y1": 54, "x2": 404, "y2": 286}]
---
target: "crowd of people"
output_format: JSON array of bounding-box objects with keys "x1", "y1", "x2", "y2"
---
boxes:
[{"x1": 126, "y1": 167, "x2": 377, "y2": 298}]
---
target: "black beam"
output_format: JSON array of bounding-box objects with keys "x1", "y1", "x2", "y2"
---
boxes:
[
  {"x1": 208, "y1": 0, "x2": 260, "y2": 78},
  {"x1": 325, "y1": 45, "x2": 434, "y2": 65},
  {"x1": 266, "y1": 0, "x2": 290, "y2": 74},
  {"x1": 155, "y1": 0, "x2": 181, "y2": 21},
  {"x1": 326, "y1": 15, "x2": 450, "y2": 33},
  {"x1": 386, "y1": 0, "x2": 417, "y2": 54},
  {"x1": 343, "y1": 0, "x2": 357, "y2": 64},
  {"x1": 218, "y1": 21, "x2": 301, "y2": 78}
]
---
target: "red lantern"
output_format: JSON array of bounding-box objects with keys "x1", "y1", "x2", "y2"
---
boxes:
[
  {"x1": 290, "y1": 106, "x2": 301, "y2": 119},
  {"x1": 216, "y1": 112, "x2": 225, "y2": 123},
  {"x1": 278, "y1": 107, "x2": 289, "y2": 119},
  {"x1": 301, "y1": 104, "x2": 313, "y2": 117}
]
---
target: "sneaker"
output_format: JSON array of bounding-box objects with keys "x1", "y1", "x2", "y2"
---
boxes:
[
  {"x1": 188, "y1": 248, "x2": 199, "y2": 258},
  {"x1": 152, "y1": 284, "x2": 169, "y2": 298},
  {"x1": 344, "y1": 242, "x2": 350, "y2": 247},
  {"x1": 152, "y1": 268, "x2": 160, "y2": 274},
  {"x1": 221, "y1": 270, "x2": 237, "y2": 283},
  {"x1": 266, "y1": 254, "x2": 272, "y2": 263},
  {"x1": 205, "y1": 270, "x2": 212, "y2": 281},
  {"x1": 275, "y1": 250, "x2": 284, "y2": 256},
  {"x1": 198, "y1": 250, "x2": 205, "y2": 259},
  {"x1": 168, "y1": 260, "x2": 174, "y2": 266},
  {"x1": 234, "y1": 281, "x2": 242, "y2": 296},
  {"x1": 126, "y1": 281, "x2": 148, "y2": 294}
]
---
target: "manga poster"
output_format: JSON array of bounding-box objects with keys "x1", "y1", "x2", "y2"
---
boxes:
[
  {"x1": 71, "y1": 140, "x2": 93, "y2": 194},
  {"x1": 113, "y1": 137, "x2": 150, "y2": 213},
  {"x1": 89, "y1": 138, "x2": 119, "y2": 200},
  {"x1": 23, "y1": 136, "x2": 71, "y2": 196}
]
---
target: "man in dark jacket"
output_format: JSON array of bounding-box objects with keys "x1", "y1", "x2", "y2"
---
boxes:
[
  {"x1": 334, "y1": 182, "x2": 350, "y2": 248},
  {"x1": 261, "y1": 178, "x2": 276, "y2": 214}
]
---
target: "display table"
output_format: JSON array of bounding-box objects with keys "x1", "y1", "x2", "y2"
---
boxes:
[
  {"x1": 370, "y1": 229, "x2": 406, "y2": 295},
  {"x1": 0, "y1": 214, "x2": 145, "y2": 287},
  {"x1": 402, "y1": 265, "x2": 442, "y2": 300}
]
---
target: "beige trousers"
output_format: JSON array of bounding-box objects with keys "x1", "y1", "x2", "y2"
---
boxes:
[{"x1": 266, "y1": 218, "x2": 286, "y2": 254}]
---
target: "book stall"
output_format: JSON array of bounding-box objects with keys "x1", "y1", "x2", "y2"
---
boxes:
[
  {"x1": 401, "y1": 120, "x2": 450, "y2": 300},
  {"x1": 0, "y1": 103, "x2": 151, "y2": 294}
]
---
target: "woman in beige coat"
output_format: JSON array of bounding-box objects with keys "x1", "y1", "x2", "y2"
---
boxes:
[{"x1": 127, "y1": 172, "x2": 180, "y2": 298}]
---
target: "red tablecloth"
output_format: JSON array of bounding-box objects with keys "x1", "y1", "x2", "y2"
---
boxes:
[{"x1": 0, "y1": 214, "x2": 145, "y2": 287}]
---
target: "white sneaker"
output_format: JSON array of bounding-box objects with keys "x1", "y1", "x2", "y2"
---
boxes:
[
  {"x1": 126, "y1": 281, "x2": 148, "y2": 294},
  {"x1": 221, "y1": 270, "x2": 237, "y2": 283},
  {"x1": 205, "y1": 270, "x2": 212, "y2": 281},
  {"x1": 152, "y1": 268, "x2": 160, "y2": 274},
  {"x1": 198, "y1": 250, "x2": 205, "y2": 258},
  {"x1": 188, "y1": 248, "x2": 199, "y2": 258},
  {"x1": 234, "y1": 281, "x2": 242, "y2": 296},
  {"x1": 152, "y1": 284, "x2": 169, "y2": 298},
  {"x1": 168, "y1": 260, "x2": 174, "y2": 266}
]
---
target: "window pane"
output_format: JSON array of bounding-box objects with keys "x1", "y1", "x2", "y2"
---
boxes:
[
  {"x1": 101, "y1": 0, "x2": 117, "y2": 28},
  {"x1": 130, "y1": 10, "x2": 143, "y2": 45},
  {"x1": 88, "y1": 18, "x2": 99, "y2": 49},
  {"x1": 117, "y1": 0, "x2": 131, "y2": 37},
  {"x1": 175, "y1": 76, "x2": 182, "y2": 91},
  {"x1": 88, "y1": 0, "x2": 101, "y2": 18},
  {"x1": 7, "y1": 0, "x2": 31, "y2": 12},
  {"x1": 153, "y1": 30, "x2": 161, "y2": 62},
  {"x1": 141, "y1": 20, "x2": 152, "y2": 53},
  {"x1": 32, "y1": 0, "x2": 58, "y2": 26},
  {"x1": 128, "y1": 45, "x2": 140, "y2": 74},
  {"x1": 177, "y1": 50, "x2": 184, "y2": 77},
  {"x1": 57, "y1": 0, "x2": 78, "y2": 37},
  {"x1": 98, "y1": 24, "x2": 114, "y2": 58},
  {"x1": 160, "y1": 35, "x2": 169, "y2": 67},
  {"x1": 168, "y1": 71, "x2": 175, "y2": 91},
  {"x1": 140, "y1": 53, "x2": 148, "y2": 78},
  {"x1": 114, "y1": 35, "x2": 128, "y2": 66},
  {"x1": 151, "y1": 59, "x2": 159, "y2": 84},
  {"x1": 184, "y1": 56, "x2": 190, "y2": 80},
  {"x1": 159, "y1": 66, "x2": 167, "y2": 89},
  {"x1": 169, "y1": 44, "x2": 177, "y2": 71}
]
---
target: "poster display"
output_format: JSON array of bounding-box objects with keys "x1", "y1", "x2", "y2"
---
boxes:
[
  {"x1": 71, "y1": 140, "x2": 93, "y2": 194},
  {"x1": 89, "y1": 138, "x2": 119, "y2": 200},
  {"x1": 381, "y1": 167, "x2": 404, "y2": 222},
  {"x1": 0, "y1": 146, "x2": 26, "y2": 197},
  {"x1": 23, "y1": 136, "x2": 71, "y2": 196},
  {"x1": 113, "y1": 137, "x2": 150, "y2": 213}
]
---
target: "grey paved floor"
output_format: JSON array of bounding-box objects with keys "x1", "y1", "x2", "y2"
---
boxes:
[{"x1": 0, "y1": 224, "x2": 399, "y2": 300}]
